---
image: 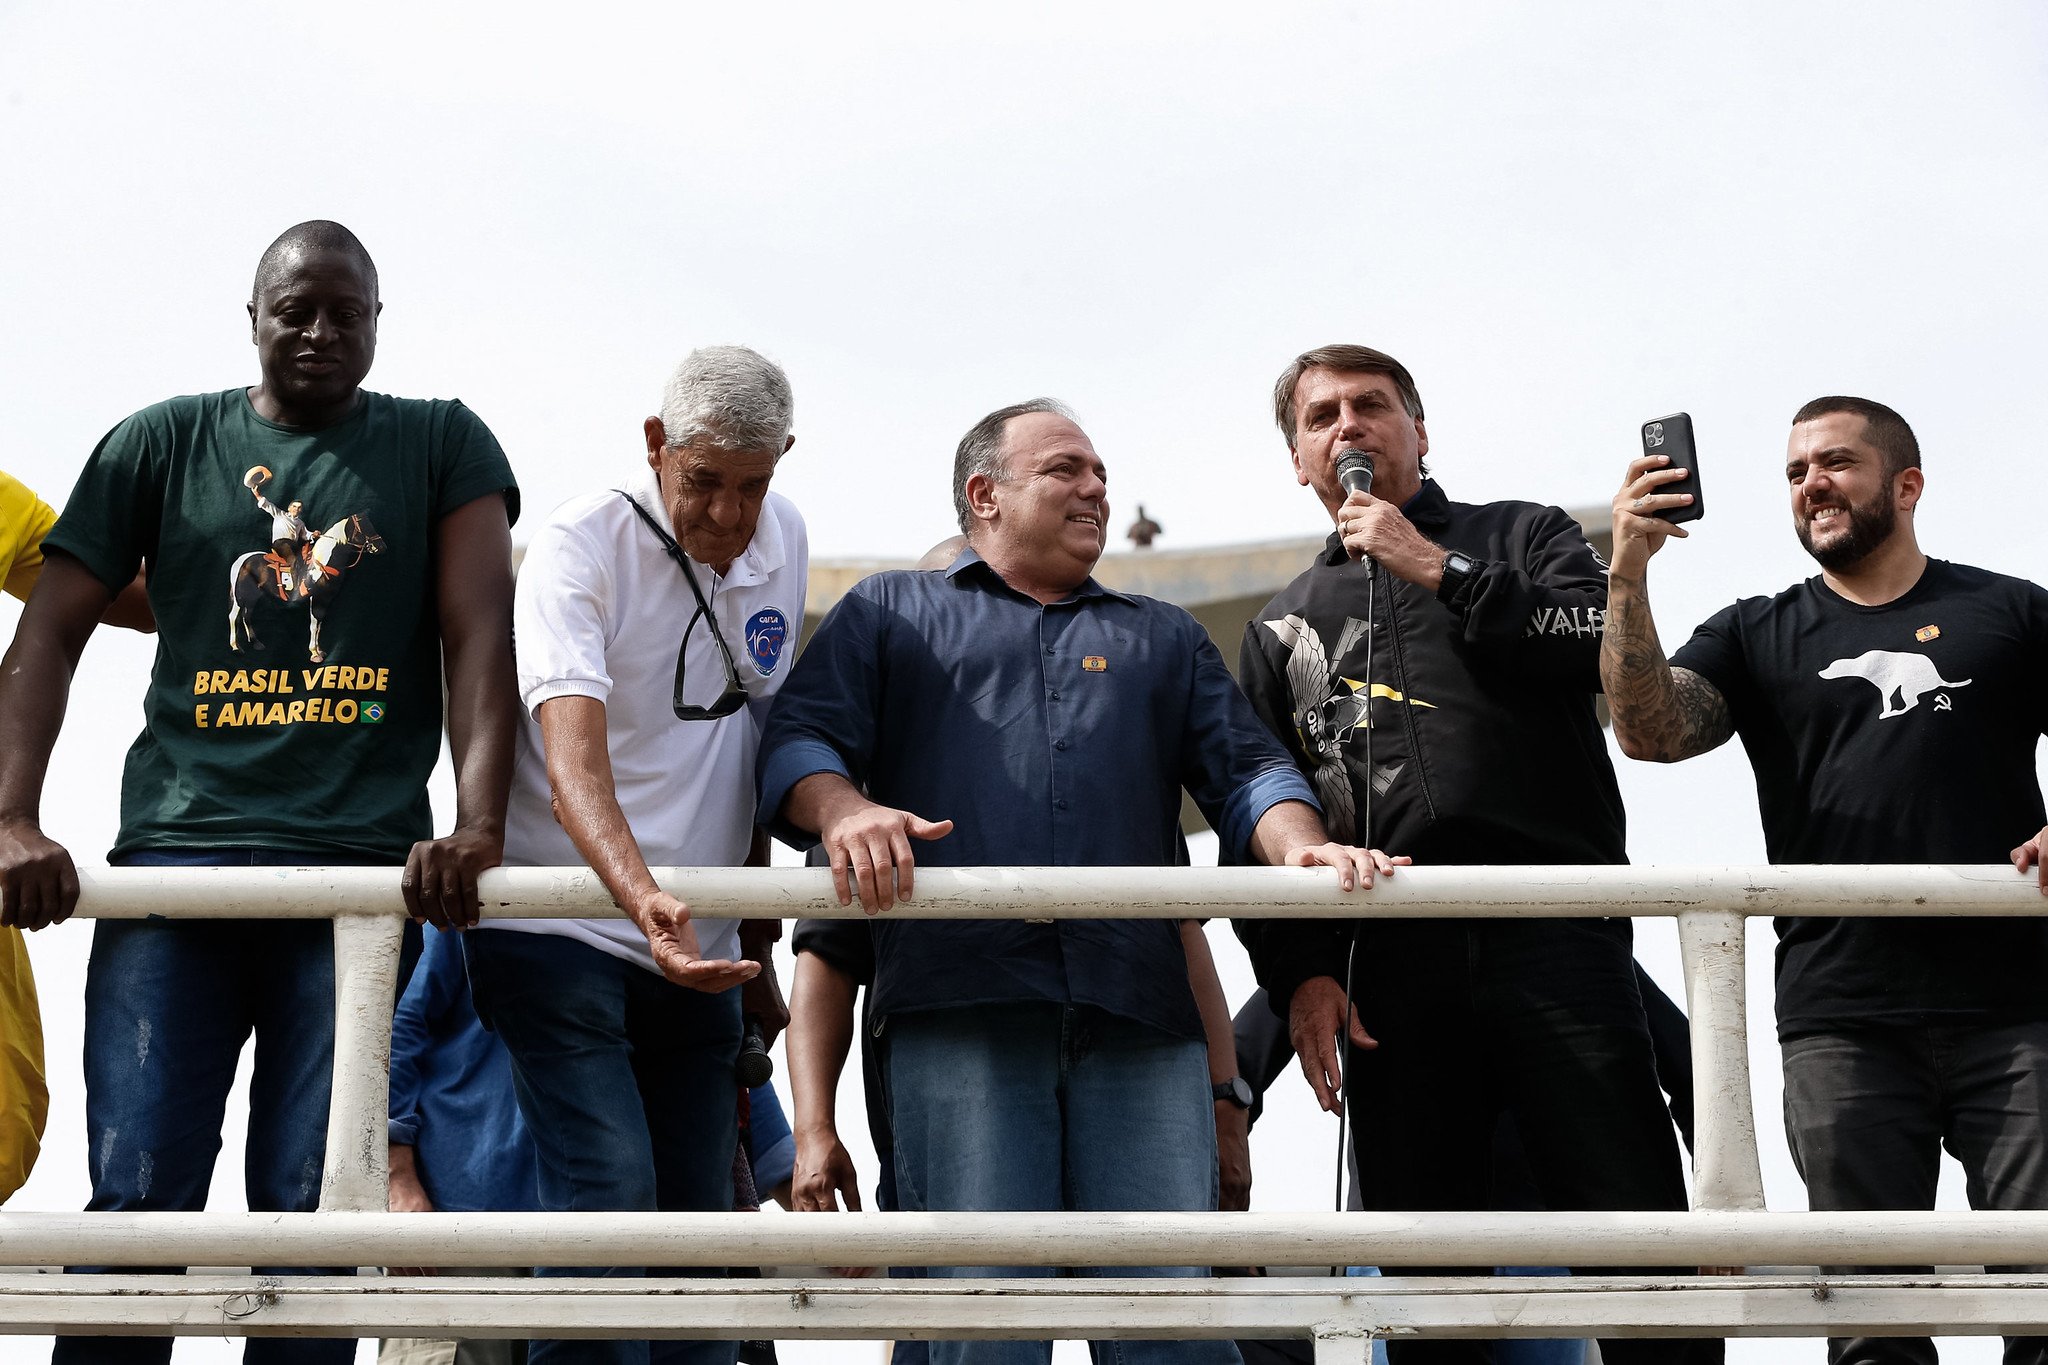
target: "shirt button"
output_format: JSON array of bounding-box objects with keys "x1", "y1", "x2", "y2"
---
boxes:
[
  {"x1": 1050, "y1": 690, "x2": 1061, "y2": 701},
  {"x1": 1055, "y1": 739, "x2": 1068, "y2": 751},
  {"x1": 1045, "y1": 645, "x2": 1054, "y2": 655},
  {"x1": 1055, "y1": 799, "x2": 1069, "y2": 811}
]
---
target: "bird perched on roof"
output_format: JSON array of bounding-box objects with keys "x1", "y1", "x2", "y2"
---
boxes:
[{"x1": 1126, "y1": 504, "x2": 1162, "y2": 549}]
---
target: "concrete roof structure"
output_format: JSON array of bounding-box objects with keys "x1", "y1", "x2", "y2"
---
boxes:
[
  {"x1": 799, "y1": 507, "x2": 1613, "y2": 836},
  {"x1": 803, "y1": 506, "x2": 1614, "y2": 680}
]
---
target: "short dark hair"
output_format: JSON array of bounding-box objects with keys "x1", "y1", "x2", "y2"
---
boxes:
[
  {"x1": 252, "y1": 220, "x2": 379, "y2": 302},
  {"x1": 1272, "y1": 344, "x2": 1425, "y2": 449},
  {"x1": 1792, "y1": 396, "x2": 1921, "y2": 477},
  {"x1": 950, "y1": 397, "x2": 1077, "y2": 533}
]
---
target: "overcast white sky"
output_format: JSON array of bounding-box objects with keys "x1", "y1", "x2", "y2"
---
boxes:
[{"x1": 4, "y1": 2, "x2": 2047, "y2": 1360}]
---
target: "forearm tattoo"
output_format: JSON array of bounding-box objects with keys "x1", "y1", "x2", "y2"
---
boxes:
[{"x1": 1602, "y1": 574, "x2": 1732, "y2": 760}]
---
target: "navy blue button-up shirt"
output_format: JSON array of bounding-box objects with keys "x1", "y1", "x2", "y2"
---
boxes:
[{"x1": 757, "y1": 550, "x2": 1317, "y2": 1040}]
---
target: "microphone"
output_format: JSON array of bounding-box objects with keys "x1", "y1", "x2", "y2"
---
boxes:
[
  {"x1": 736, "y1": 1017, "x2": 774, "y2": 1088},
  {"x1": 1336, "y1": 449, "x2": 1375, "y2": 498}
]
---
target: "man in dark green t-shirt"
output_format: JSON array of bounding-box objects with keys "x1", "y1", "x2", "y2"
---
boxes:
[{"x1": 0, "y1": 221, "x2": 521, "y2": 1365}]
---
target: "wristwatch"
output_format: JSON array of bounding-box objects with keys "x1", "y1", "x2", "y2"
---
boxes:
[
  {"x1": 1212, "y1": 1077, "x2": 1253, "y2": 1109},
  {"x1": 1437, "y1": 549, "x2": 1481, "y2": 607}
]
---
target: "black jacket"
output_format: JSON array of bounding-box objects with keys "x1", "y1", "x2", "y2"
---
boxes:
[{"x1": 1235, "y1": 479, "x2": 1627, "y2": 1009}]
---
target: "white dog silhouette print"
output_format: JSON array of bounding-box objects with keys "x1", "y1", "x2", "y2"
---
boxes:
[{"x1": 1818, "y1": 649, "x2": 1972, "y2": 719}]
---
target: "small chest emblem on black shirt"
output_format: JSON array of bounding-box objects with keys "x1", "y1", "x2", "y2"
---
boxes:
[
  {"x1": 1915, "y1": 625, "x2": 1940, "y2": 643},
  {"x1": 1818, "y1": 649, "x2": 1972, "y2": 720},
  {"x1": 1082, "y1": 655, "x2": 1107, "y2": 672}
]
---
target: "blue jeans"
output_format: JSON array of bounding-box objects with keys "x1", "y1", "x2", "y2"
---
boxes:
[
  {"x1": 55, "y1": 847, "x2": 372, "y2": 1365},
  {"x1": 463, "y1": 929, "x2": 743, "y2": 1365},
  {"x1": 886, "y1": 1002, "x2": 1242, "y2": 1365}
]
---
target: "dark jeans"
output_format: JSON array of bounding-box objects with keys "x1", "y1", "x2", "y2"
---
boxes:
[
  {"x1": 464, "y1": 928, "x2": 743, "y2": 1365},
  {"x1": 1784, "y1": 1020, "x2": 2048, "y2": 1365},
  {"x1": 1340, "y1": 918, "x2": 1720, "y2": 1365},
  {"x1": 53, "y1": 847, "x2": 371, "y2": 1365}
]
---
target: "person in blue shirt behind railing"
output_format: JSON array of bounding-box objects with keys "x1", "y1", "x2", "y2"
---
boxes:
[
  {"x1": 759, "y1": 397, "x2": 1402, "y2": 1365},
  {"x1": 380, "y1": 922, "x2": 542, "y2": 1365}
]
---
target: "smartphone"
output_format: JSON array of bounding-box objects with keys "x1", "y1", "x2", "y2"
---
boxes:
[{"x1": 1640, "y1": 412, "x2": 1705, "y2": 524}]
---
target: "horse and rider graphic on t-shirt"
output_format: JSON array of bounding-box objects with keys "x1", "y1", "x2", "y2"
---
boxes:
[{"x1": 228, "y1": 465, "x2": 385, "y2": 664}]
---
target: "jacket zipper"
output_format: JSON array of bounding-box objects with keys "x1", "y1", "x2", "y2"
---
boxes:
[{"x1": 1378, "y1": 560, "x2": 1440, "y2": 826}]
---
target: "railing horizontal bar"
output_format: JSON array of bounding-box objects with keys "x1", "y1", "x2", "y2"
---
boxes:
[
  {"x1": 64, "y1": 864, "x2": 2048, "y2": 920},
  {"x1": 6, "y1": 1274, "x2": 2048, "y2": 1340},
  {"x1": 8, "y1": 1210, "x2": 2048, "y2": 1268}
]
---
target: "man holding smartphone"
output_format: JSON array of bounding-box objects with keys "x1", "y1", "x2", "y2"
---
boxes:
[{"x1": 1603, "y1": 395, "x2": 2048, "y2": 1365}]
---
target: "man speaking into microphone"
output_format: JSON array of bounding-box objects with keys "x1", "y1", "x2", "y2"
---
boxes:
[{"x1": 1235, "y1": 344, "x2": 1718, "y2": 1365}]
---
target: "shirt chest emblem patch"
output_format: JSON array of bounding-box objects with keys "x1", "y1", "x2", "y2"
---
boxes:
[
  {"x1": 746, "y1": 608, "x2": 789, "y2": 677},
  {"x1": 1082, "y1": 655, "x2": 1107, "y2": 672},
  {"x1": 1915, "y1": 624, "x2": 1941, "y2": 643}
]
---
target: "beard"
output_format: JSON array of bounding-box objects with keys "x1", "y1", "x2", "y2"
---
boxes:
[{"x1": 1796, "y1": 488, "x2": 1897, "y2": 572}]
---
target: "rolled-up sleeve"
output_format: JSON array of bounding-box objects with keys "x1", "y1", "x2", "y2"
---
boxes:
[
  {"x1": 757, "y1": 588, "x2": 884, "y2": 845},
  {"x1": 1178, "y1": 627, "x2": 1319, "y2": 863},
  {"x1": 386, "y1": 929, "x2": 464, "y2": 1149}
]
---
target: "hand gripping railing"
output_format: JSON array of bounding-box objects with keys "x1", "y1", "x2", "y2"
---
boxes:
[{"x1": 4, "y1": 863, "x2": 2048, "y2": 1356}]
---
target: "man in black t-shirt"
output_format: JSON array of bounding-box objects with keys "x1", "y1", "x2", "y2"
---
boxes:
[{"x1": 1603, "y1": 395, "x2": 2048, "y2": 1365}]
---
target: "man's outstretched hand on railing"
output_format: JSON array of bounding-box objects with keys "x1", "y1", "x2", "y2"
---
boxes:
[
  {"x1": 1289, "y1": 974, "x2": 1378, "y2": 1114},
  {"x1": 400, "y1": 822, "x2": 502, "y2": 930},
  {"x1": 1244, "y1": 797, "x2": 1409, "y2": 894},
  {"x1": 785, "y1": 772, "x2": 954, "y2": 914},
  {"x1": 2012, "y1": 825, "x2": 2048, "y2": 894},
  {"x1": 1278, "y1": 843, "x2": 1408, "y2": 891},
  {"x1": 0, "y1": 817, "x2": 79, "y2": 931}
]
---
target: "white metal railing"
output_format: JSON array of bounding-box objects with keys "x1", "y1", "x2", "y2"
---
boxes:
[{"x1": 3, "y1": 863, "x2": 2045, "y2": 1356}]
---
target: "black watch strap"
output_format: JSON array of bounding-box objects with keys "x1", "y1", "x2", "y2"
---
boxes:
[
  {"x1": 1212, "y1": 1077, "x2": 1253, "y2": 1109},
  {"x1": 1437, "y1": 550, "x2": 1482, "y2": 607}
]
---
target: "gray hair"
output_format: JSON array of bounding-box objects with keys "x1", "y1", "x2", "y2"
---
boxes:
[
  {"x1": 951, "y1": 397, "x2": 1078, "y2": 533},
  {"x1": 658, "y1": 346, "x2": 794, "y2": 453}
]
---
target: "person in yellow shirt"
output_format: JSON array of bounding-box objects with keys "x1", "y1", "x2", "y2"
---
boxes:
[
  {"x1": 0, "y1": 468, "x2": 57, "y2": 1203},
  {"x1": 0, "y1": 468, "x2": 152, "y2": 1203}
]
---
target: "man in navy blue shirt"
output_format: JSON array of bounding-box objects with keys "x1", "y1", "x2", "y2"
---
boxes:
[{"x1": 759, "y1": 398, "x2": 1396, "y2": 1365}]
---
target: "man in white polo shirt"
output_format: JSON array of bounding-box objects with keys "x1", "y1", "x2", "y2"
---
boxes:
[{"x1": 464, "y1": 346, "x2": 807, "y2": 1365}]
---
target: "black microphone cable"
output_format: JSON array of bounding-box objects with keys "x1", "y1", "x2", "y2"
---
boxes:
[
  {"x1": 1331, "y1": 453, "x2": 1377, "y2": 1260},
  {"x1": 1332, "y1": 563, "x2": 1373, "y2": 1208}
]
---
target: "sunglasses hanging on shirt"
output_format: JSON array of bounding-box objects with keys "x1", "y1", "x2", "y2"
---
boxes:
[{"x1": 616, "y1": 491, "x2": 750, "y2": 720}]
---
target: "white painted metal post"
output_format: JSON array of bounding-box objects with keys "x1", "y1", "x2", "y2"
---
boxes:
[
  {"x1": 1311, "y1": 1328, "x2": 1375, "y2": 1365},
  {"x1": 320, "y1": 913, "x2": 404, "y2": 1212},
  {"x1": 1676, "y1": 908, "x2": 1765, "y2": 1211}
]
